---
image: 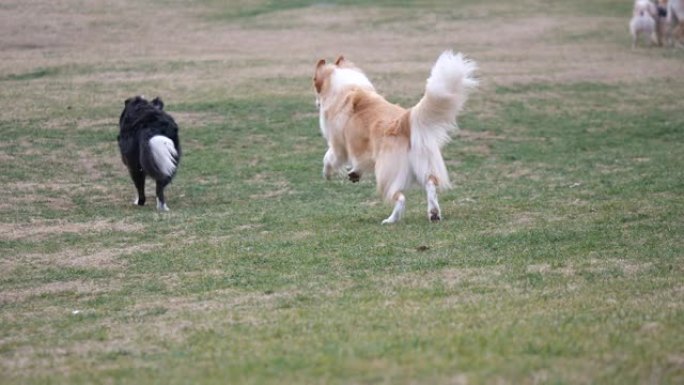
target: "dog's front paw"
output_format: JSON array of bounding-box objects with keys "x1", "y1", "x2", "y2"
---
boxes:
[
  {"x1": 348, "y1": 171, "x2": 360, "y2": 183},
  {"x1": 134, "y1": 198, "x2": 145, "y2": 206},
  {"x1": 429, "y1": 209, "x2": 441, "y2": 222}
]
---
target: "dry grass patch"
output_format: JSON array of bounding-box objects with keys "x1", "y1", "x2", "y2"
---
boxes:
[
  {"x1": 247, "y1": 172, "x2": 292, "y2": 200},
  {"x1": 131, "y1": 287, "x2": 297, "y2": 317},
  {"x1": 0, "y1": 243, "x2": 161, "y2": 285},
  {"x1": 378, "y1": 266, "x2": 506, "y2": 292},
  {"x1": 0, "y1": 194, "x2": 75, "y2": 213},
  {"x1": 169, "y1": 111, "x2": 226, "y2": 129},
  {"x1": 0, "y1": 218, "x2": 143, "y2": 241},
  {"x1": 0, "y1": 279, "x2": 122, "y2": 304},
  {"x1": 0, "y1": 285, "x2": 310, "y2": 377}
]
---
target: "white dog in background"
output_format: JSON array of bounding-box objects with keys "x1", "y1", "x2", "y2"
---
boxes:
[{"x1": 630, "y1": 0, "x2": 658, "y2": 48}]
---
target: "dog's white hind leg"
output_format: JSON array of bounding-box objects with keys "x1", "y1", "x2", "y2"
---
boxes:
[
  {"x1": 382, "y1": 192, "x2": 405, "y2": 224},
  {"x1": 155, "y1": 180, "x2": 170, "y2": 211},
  {"x1": 425, "y1": 176, "x2": 441, "y2": 222},
  {"x1": 323, "y1": 147, "x2": 345, "y2": 180},
  {"x1": 156, "y1": 198, "x2": 170, "y2": 211}
]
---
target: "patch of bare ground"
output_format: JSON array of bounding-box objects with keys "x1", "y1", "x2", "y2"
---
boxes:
[
  {"x1": 132, "y1": 288, "x2": 296, "y2": 318},
  {"x1": 587, "y1": 257, "x2": 654, "y2": 277},
  {"x1": 250, "y1": 186, "x2": 291, "y2": 200},
  {"x1": 0, "y1": 337, "x2": 154, "y2": 377},
  {"x1": 3, "y1": 282, "x2": 353, "y2": 374},
  {"x1": 458, "y1": 129, "x2": 508, "y2": 142},
  {"x1": 2, "y1": 2, "x2": 680, "y2": 109},
  {"x1": 378, "y1": 266, "x2": 506, "y2": 293},
  {"x1": 525, "y1": 258, "x2": 659, "y2": 279},
  {"x1": 0, "y1": 285, "x2": 321, "y2": 377},
  {"x1": 169, "y1": 111, "x2": 226, "y2": 128},
  {"x1": 526, "y1": 263, "x2": 576, "y2": 277},
  {"x1": 458, "y1": 129, "x2": 548, "y2": 143},
  {"x1": 42, "y1": 110, "x2": 224, "y2": 132},
  {"x1": 0, "y1": 178, "x2": 125, "y2": 213},
  {"x1": 42, "y1": 117, "x2": 114, "y2": 131},
  {"x1": 0, "y1": 279, "x2": 122, "y2": 304},
  {"x1": 0, "y1": 243, "x2": 160, "y2": 286},
  {"x1": 504, "y1": 164, "x2": 543, "y2": 181},
  {"x1": 0, "y1": 194, "x2": 75, "y2": 212},
  {"x1": 0, "y1": 218, "x2": 143, "y2": 241},
  {"x1": 0, "y1": 140, "x2": 120, "y2": 194},
  {"x1": 247, "y1": 172, "x2": 292, "y2": 200},
  {"x1": 0, "y1": 2, "x2": 679, "y2": 137},
  {"x1": 461, "y1": 143, "x2": 492, "y2": 156}
]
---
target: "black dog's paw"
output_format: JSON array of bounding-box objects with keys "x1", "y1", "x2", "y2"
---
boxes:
[
  {"x1": 348, "y1": 171, "x2": 360, "y2": 183},
  {"x1": 430, "y1": 209, "x2": 441, "y2": 222}
]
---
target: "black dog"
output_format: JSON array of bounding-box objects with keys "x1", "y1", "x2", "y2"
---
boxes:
[{"x1": 118, "y1": 96, "x2": 181, "y2": 211}]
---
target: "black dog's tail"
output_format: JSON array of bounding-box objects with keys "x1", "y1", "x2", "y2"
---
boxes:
[{"x1": 142, "y1": 135, "x2": 179, "y2": 181}]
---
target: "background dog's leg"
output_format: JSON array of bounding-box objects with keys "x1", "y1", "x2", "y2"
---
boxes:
[
  {"x1": 667, "y1": 19, "x2": 677, "y2": 47},
  {"x1": 426, "y1": 176, "x2": 441, "y2": 222},
  {"x1": 382, "y1": 192, "x2": 405, "y2": 224},
  {"x1": 156, "y1": 180, "x2": 170, "y2": 211},
  {"x1": 130, "y1": 169, "x2": 146, "y2": 206}
]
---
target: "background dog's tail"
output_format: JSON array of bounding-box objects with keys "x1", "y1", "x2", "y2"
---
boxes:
[
  {"x1": 409, "y1": 50, "x2": 478, "y2": 189},
  {"x1": 145, "y1": 135, "x2": 179, "y2": 180}
]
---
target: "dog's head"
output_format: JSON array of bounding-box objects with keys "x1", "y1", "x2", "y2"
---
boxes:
[
  {"x1": 313, "y1": 56, "x2": 366, "y2": 108},
  {"x1": 120, "y1": 95, "x2": 164, "y2": 125},
  {"x1": 122, "y1": 95, "x2": 164, "y2": 110},
  {"x1": 634, "y1": 0, "x2": 657, "y2": 17}
]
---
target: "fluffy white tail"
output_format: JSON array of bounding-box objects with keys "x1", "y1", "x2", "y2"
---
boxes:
[
  {"x1": 149, "y1": 135, "x2": 178, "y2": 178},
  {"x1": 409, "y1": 50, "x2": 478, "y2": 189}
]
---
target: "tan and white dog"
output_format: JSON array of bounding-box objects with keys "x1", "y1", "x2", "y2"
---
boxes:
[{"x1": 313, "y1": 50, "x2": 477, "y2": 224}]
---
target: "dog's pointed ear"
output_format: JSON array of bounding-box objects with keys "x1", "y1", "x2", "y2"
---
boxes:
[
  {"x1": 335, "y1": 56, "x2": 345, "y2": 65},
  {"x1": 124, "y1": 97, "x2": 132, "y2": 107},
  {"x1": 314, "y1": 59, "x2": 327, "y2": 93},
  {"x1": 151, "y1": 97, "x2": 164, "y2": 110}
]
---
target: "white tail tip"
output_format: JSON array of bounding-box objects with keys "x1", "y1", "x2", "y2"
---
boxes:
[{"x1": 149, "y1": 135, "x2": 178, "y2": 178}]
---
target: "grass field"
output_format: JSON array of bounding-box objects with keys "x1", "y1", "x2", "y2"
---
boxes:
[{"x1": 1, "y1": 0, "x2": 683, "y2": 384}]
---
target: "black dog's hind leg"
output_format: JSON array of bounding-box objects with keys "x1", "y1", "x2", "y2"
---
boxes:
[
  {"x1": 129, "y1": 168, "x2": 146, "y2": 206},
  {"x1": 155, "y1": 179, "x2": 170, "y2": 211}
]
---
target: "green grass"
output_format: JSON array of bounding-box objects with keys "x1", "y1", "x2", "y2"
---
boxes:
[{"x1": 1, "y1": 0, "x2": 683, "y2": 384}]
